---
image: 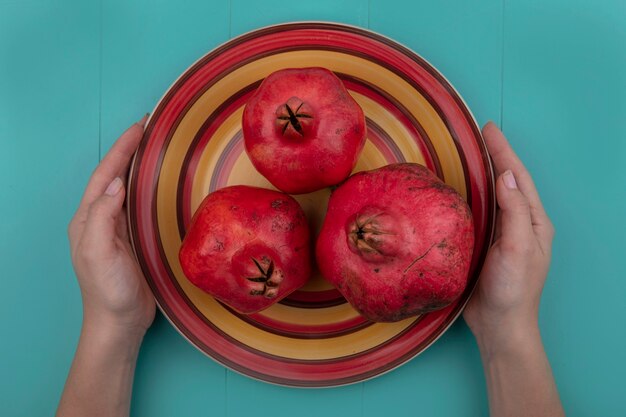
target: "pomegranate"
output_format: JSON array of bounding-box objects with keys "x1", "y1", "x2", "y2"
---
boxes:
[
  {"x1": 179, "y1": 185, "x2": 311, "y2": 314},
  {"x1": 242, "y1": 67, "x2": 366, "y2": 194},
  {"x1": 316, "y1": 163, "x2": 474, "y2": 322}
]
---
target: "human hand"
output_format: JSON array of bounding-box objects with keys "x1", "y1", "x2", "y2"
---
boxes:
[
  {"x1": 463, "y1": 122, "x2": 555, "y2": 351},
  {"x1": 68, "y1": 115, "x2": 155, "y2": 341}
]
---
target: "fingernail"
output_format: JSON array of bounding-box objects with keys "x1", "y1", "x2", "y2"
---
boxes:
[
  {"x1": 138, "y1": 113, "x2": 149, "y2": 127},
  {"x1": 485, "y1": 120, "x2": 496, "y2": 129},
  {"x1": 503, "y1": 170, "x2": 517, "y2": 189},
  {"x1": 105, "y1": 177, "x2": 123, "y2": 196}
]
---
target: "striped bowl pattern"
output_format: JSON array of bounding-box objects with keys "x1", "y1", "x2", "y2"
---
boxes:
[{"x1": 128, "y1": 22, "x2": 495, "y2": 387}]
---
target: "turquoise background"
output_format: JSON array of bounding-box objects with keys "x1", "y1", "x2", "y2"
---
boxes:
[{"x1": 1, "y1": 0, "x2": 625, "y2": 416}]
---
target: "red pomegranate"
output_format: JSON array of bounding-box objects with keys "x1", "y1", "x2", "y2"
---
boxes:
[
  {"x1": 242, "y1": 67, "x2": 366, "y2": 194},
  {"x1": 179, "y1": 185, "x2": 311, "y2": 314},
  {"x1": 316, "y1": 163, "x2": 474, "y2": 322}
]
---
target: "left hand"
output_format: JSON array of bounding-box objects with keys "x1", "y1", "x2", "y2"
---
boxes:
[{"x1": 68, "y1": 115, "x2": 155, "y2": 338}]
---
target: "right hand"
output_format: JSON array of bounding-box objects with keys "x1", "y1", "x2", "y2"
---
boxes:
[
  {"x1": 463, "y1": 122, "x2": 555, "y2": 350},
  {"x1": 68, "y1": 115, "x2": 155, "y2": 340}
]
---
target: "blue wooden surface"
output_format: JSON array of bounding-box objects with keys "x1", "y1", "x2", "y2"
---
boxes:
[{"x1": 1, "y1": 0, "x2": 625, "y2": 416}]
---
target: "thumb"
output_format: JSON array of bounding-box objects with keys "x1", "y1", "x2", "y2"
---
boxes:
[
  {"x1": 496, "y1": 170, "x2": 533, "y2": 248},
  {"x1": 82, "y1": 177, "x2": 126, "y2": 248}
]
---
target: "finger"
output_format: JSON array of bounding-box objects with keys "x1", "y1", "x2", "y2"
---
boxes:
[
  {"x1": 482, "y1": 122, "x2": 552, "y2": 234},
  {"x1": 81, "y1": 177, "x2": 126, "y2": 253},
  {"x1": 79, "y1": 115, "x2": 147, "y2": 210},
  {"x1": 495, "y1": 170, "x2": 534, "y2": 253},
  {"x1": 483, "y1": 122, "x2": 540, "y2": 200}
]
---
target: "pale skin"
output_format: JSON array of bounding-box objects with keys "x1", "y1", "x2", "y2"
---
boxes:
[
  {"x1": 57, "y1": 118, "x2": 564, "y2": 417},
  {"x1": 463, "y1": 122, "x2": 564, "y2": 417},
  {"x1": 58, "y1": 115, "x2": 155, "y2": 417}
]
